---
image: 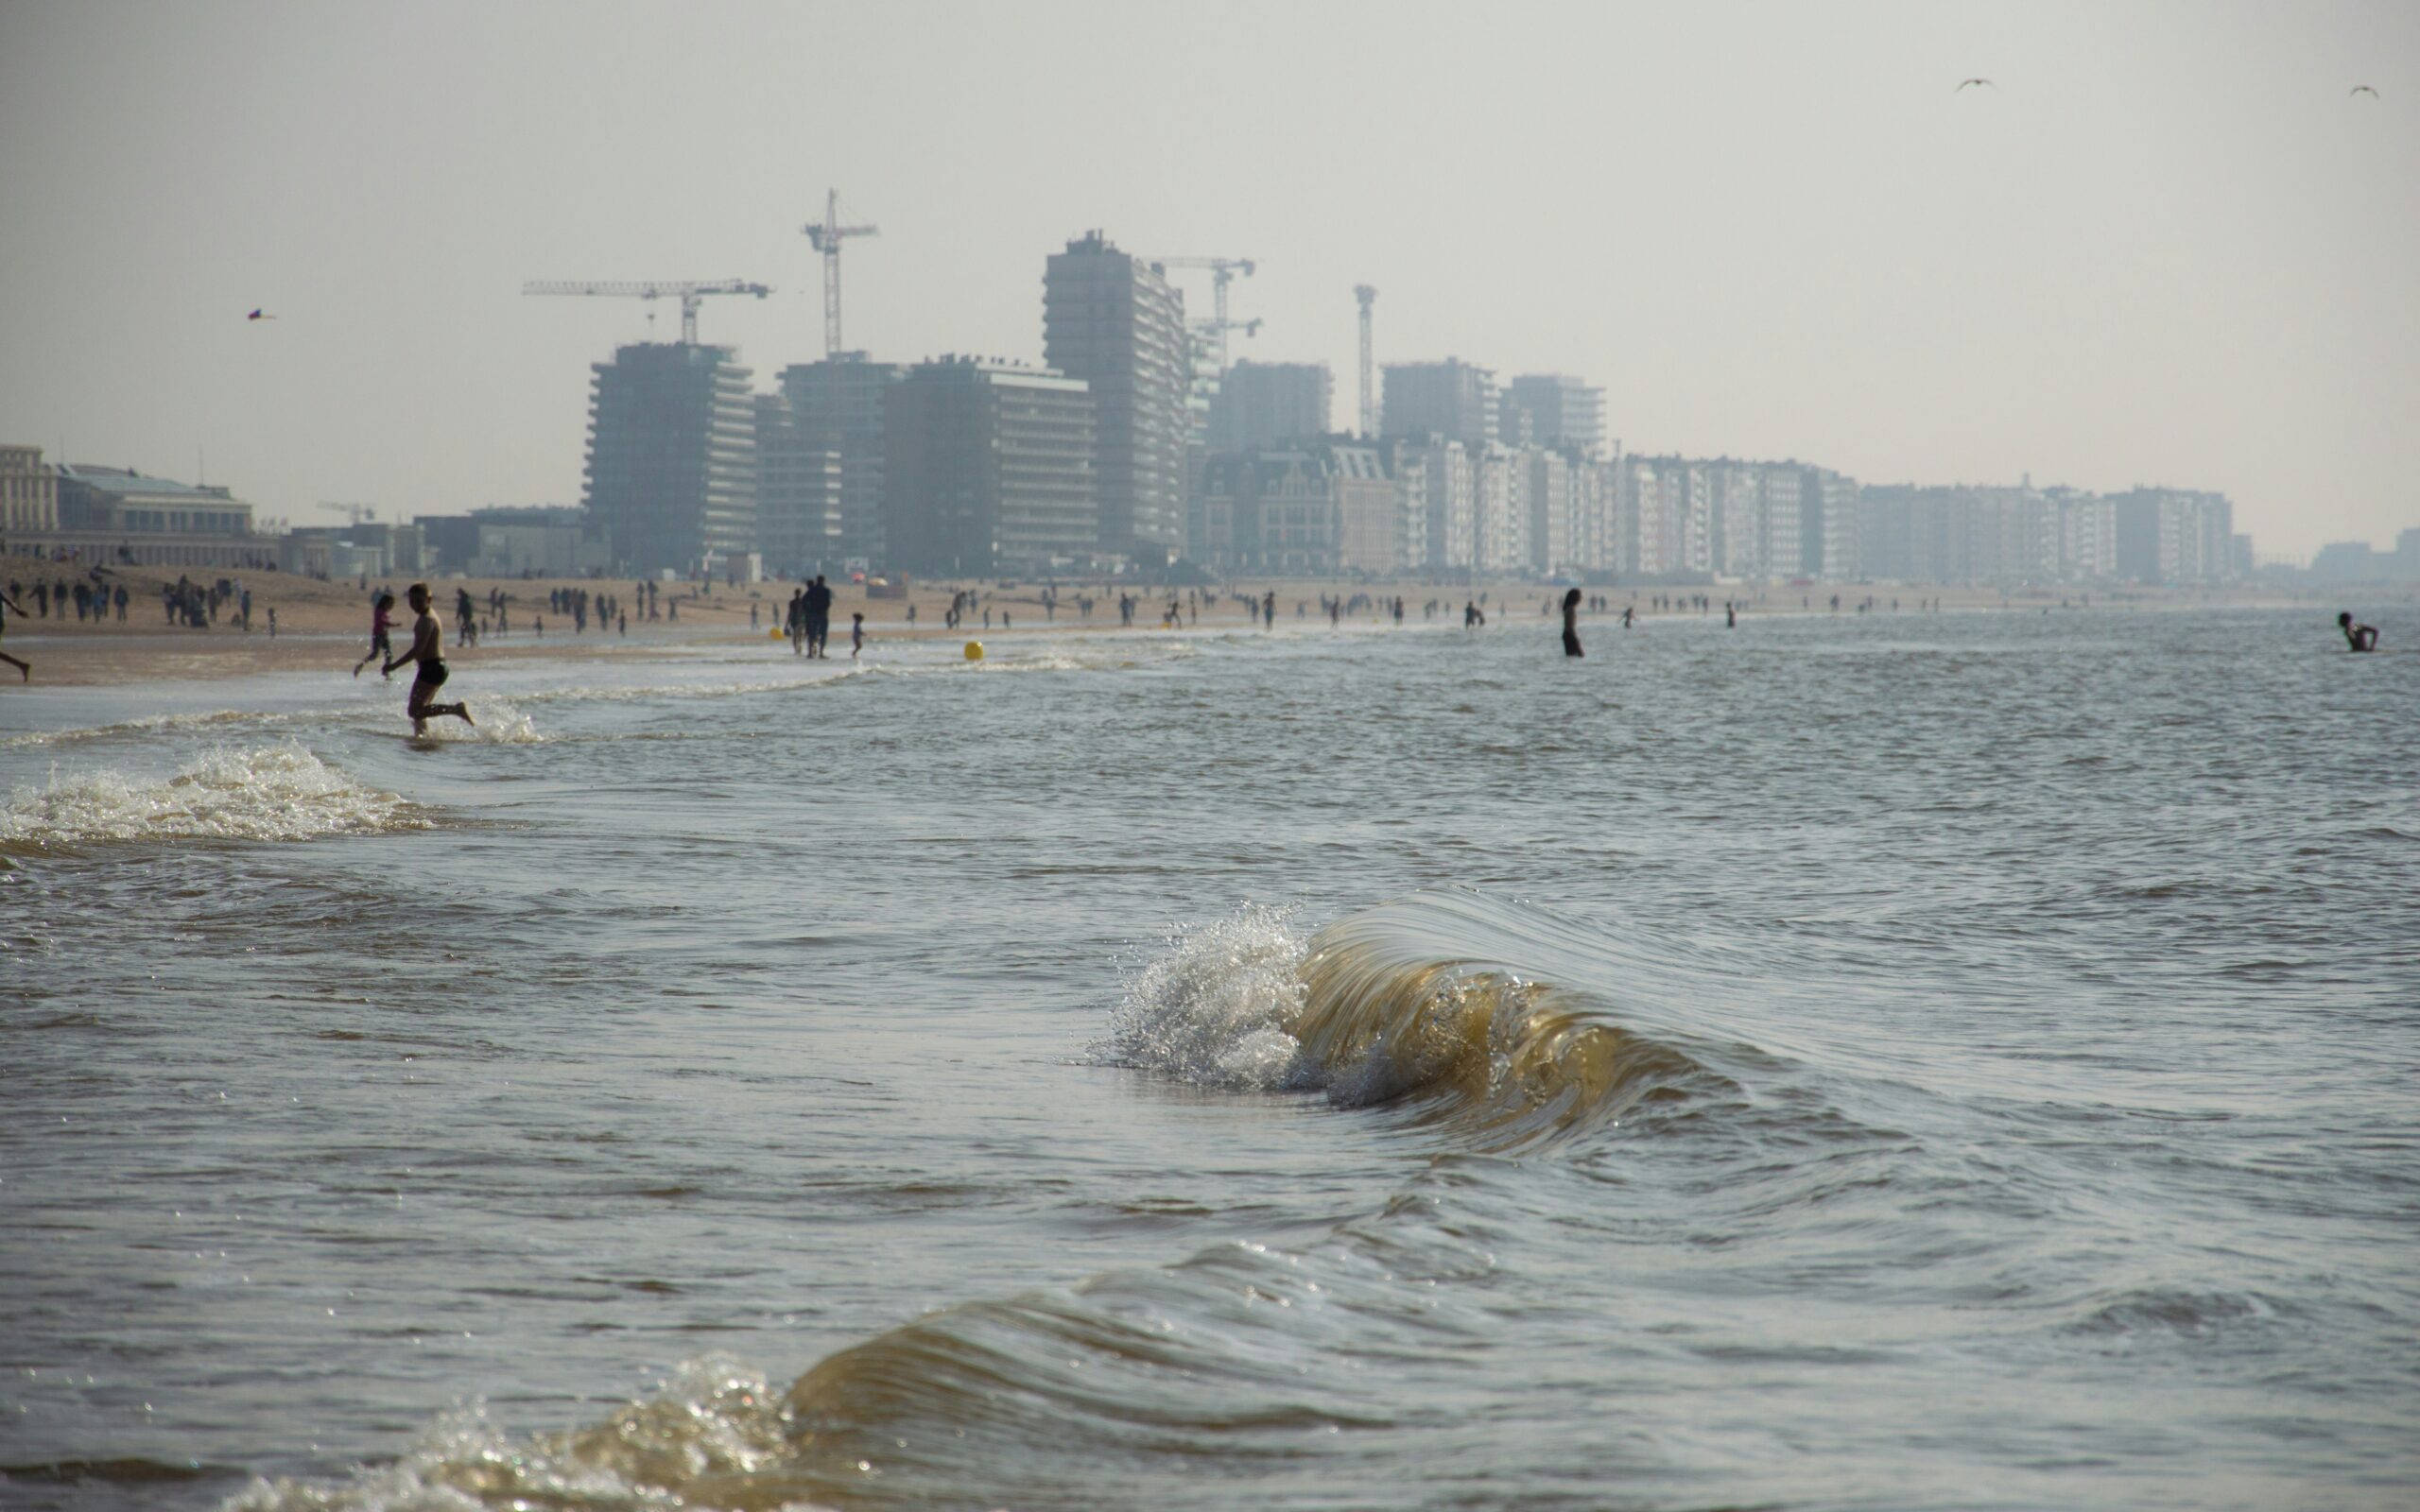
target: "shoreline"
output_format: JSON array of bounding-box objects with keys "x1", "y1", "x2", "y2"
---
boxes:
[{"x1": 0, "y1": 560, "x2": 2395, "y2": 689}]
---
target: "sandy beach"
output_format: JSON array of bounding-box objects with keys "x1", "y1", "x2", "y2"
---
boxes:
[{"x1": 0, "y1": 557, "x2": 2378, "y2": 689}]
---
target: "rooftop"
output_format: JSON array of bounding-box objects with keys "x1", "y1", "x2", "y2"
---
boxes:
[{"x1": 59, "y1": 464, "x2": 237, "y2": 501}]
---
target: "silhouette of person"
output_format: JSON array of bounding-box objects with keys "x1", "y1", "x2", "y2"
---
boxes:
[
  {"x1": 2338, "y1": 611, "x2": 2379, "y2": 652},
  {"x1": 1561, "y1": 588, "x2": 1583, "y2": 658}
]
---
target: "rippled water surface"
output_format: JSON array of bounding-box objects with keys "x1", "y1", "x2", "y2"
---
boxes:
[{"x1": 3, "y1": 609, "x2": 2415, "y2": 1510}]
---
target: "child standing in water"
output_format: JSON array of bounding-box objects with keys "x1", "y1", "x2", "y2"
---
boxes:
[
  {"x1": 851, "y1": 612, "x2": 867, "y2": 660},
  {"x1": 354, "y1": 593, "x2": 396, "y2": 678}
]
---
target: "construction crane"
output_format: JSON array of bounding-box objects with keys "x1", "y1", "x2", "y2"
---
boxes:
[
  {"x1": 1149, "y1": 256, "x2": 1256, "y2": 369},
  {"x1": 1190, "y1": 315, "x2": 1263, "y2": 346},
  {"x1": 803, "y1": 189, "x2": 879, "y2": 358},
  {"x1": 521, "y1": 280, "x2": 772, "y2": 345},
  {"x1": 1356, "y1": 284, "x2": 1378, "y2": 437}
]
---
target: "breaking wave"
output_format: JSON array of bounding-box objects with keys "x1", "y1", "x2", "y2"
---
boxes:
[
  {"x1": 230, "y1": 893, "x2": 1727, "y2": 1512},
  {"x1": 1096, "y1": 892, "x2": 1711, "y2": 1150},
  {"x1": 0, "y1": 741, "x2": 425, "y2": 851}
]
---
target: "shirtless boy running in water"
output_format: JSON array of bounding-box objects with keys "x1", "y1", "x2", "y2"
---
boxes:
[{"x1": 382, "y1": 582, "x2": 474, "y2": 735}]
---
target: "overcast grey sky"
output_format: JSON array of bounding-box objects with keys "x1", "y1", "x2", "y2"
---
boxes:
[{"x1": 2, "y1": 0, "x2": 2411, "y2": 558}]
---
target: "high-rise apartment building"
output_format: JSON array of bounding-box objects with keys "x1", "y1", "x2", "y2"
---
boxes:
[
  {"x1": 1504, "y1": 375, "x2": 1606, "y2": 459},
  {"x1": 752, "y1": 393, "x2": 845, "y2": 577},
  {"x1": 1402, "y1": 438, "x2": 1475, "y2": 573},
  {"x1": 1210, "y1": 361, "x2": 1333, "y2": 452},
  {"x1": 1382, "y1": 360, "x2": 1498, "y2": 450},
  {"x1": 2115, "y1": 489, "x2": 2234, "y2": 585},
  {"x1": 1043, "y1": 233, "x2": 1189, "y2": 563},
  {"x1": 779, "y1": 354, "x2": 901, "y2": 568},
  {"x1": 884, "y1": 358, "x2": 1097, "y2": 577},
  {"x1": 1799, "y1": 467, "x2": 1860, "y2": 580},
  {"x1": 582, "y1": 343, "x2": 757, "y2": 575}
]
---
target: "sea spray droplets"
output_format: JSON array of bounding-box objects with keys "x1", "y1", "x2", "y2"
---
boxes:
[
  {"x1": 0, "y1": 740, "x2": 424, "y2": 848},
  {"x1": 226, "y1": 1355, "x2": 788, "y2": 1512},
  {"x1": 1094, "y1": 904, "x2": 1312, "y2": 1090},
  {"x1": 410, "y1": 696, "x2": 544, "y2": 745}
]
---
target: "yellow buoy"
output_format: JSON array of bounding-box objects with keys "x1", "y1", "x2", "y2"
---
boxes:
[{"x1": 963, "y1": 641, "x2": 985, "y2": 662}]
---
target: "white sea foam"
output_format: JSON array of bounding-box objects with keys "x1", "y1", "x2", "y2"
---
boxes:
[
  {"x1": 0, "y1": 741, "x2": 424, "y2": 848},
  {"x1": 398, "y1": 694, "x2": 544, "y2": 745},
  {"x1": 1, "y1": 706, "x2": 315, "y2": 749},
  {"x1": 1092, "y1": 904, "x2": 1312, "y2": 1091}
]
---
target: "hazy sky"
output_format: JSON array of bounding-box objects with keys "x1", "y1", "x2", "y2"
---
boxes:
[{"x1": 2, "y1": 0, "x2": 2412, "y2": 558}]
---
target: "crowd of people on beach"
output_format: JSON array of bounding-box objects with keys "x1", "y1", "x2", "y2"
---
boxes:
[{"x1": 0, "y1": 551, "x2": 2395, "y2": 717}]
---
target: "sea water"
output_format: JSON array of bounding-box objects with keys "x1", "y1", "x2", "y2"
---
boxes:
[{"x1": 1, "y1": 608, "x2": 2413, "y2": 1510}]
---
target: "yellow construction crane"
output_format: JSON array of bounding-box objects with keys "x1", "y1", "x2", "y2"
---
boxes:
[{"x1": 521, "y1": 279, "x2": 772, "y2": 345}]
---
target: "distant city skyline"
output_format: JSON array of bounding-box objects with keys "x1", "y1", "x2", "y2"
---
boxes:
[{"x1": 2, "y1": 0, "x2": 2414, "y2": 559}]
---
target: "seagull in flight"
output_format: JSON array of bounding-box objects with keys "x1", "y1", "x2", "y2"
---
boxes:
[
  {"x1": 2350, "y1": 84, "x2": 2379, "y2": 98},
  {"x1": 1956, "y1": 77, "x2": 1995, "y2": 92}
]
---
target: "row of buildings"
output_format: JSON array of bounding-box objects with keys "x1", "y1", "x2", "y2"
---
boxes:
[
  {"x1": 0, "y1": 228, "x2": 2261, "y2": 587},
  {"x1": 568, "y1": 237, "x2": 2248, "y2": 588}
]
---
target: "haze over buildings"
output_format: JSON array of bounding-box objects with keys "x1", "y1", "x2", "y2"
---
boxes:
[{"x1": 2, "y1": 2, "x2": 2415, "y2": 564}]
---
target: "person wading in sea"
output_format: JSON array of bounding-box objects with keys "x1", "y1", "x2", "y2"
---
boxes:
[
  {"x1": 354, "y1": 592, "x2": 396, "y2": 679},
  {"x1": 2338, "y1": 611, "x2": 2380, "y2": 652},
  {"x1": 1561, "y1": 587, "x2": 1584, "y2": 658},
  {"x1": 383, "y1": 582, "x2": 474, "y2": 736}
]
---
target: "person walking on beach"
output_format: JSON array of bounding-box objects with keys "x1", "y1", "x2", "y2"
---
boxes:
[
  {"x1": 382, "y1": 583, "x2": 474, "y2": 736},
  {"x1": 787, "y1": 588, "x2": 806, "y2": 656},
  {"x1": 0, "y1": 584, "x2": 29, "y2": 681},
  {"x1": 1561, "y1": 587, "x2": 1584, "y2": 658},
  {"x1": 851, "y1": 611, "x2": 866, "y2": 660},
  {"x1": 354, "y1": 593, "x2": 397, "y2": 679},
  {"x1": 804, "y1": 575, "x2": 834, "y2": 658},
  {"x1": 2338, "y1": 611, "x2": 2380, "y2": 652}
]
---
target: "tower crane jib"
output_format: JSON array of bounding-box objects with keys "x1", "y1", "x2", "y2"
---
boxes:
[{"x1": 521, "y1": 280, "x2": 773, "y2": 345}]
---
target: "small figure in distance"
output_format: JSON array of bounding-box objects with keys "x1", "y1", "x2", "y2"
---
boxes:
[
  {"x1": 851, "y1": 611, "x2": 866, "y2": 660},
  {"x1": 1561, "y1": 587, "x2": 1583, "y2": 658},
  {"x1": 354, "y1": 592, "x2": 397, "y2": 679},
  {"x1": 383, "y1": 582, "x2": 475, "y2": 736},
  {"x1": 0, "y1": 583, "x2": 28, "y2": 680},
  {"x1": 2338, "y1": 611, "x2": 2379, "y2": 652}
]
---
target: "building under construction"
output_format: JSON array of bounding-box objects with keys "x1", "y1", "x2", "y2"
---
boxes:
[
  {"x1": 1382, "y1": 359, "x2": 1498, "y2": 451},
  {"x1": 582, "y1": 343, "x2": 758, "y2": 576},
  {"x1": 1209, "y1": 361, "x2": 1332, "y2": 453}
]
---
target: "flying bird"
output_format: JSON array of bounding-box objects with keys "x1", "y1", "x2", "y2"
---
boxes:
[
  {"x1": 1956, "y1": 77, "x2": 1994, "y2": 92},
  {"x1": 247, "y1": 308, "x2": 275, "y2": 321},
  {"x1": 2350, "y1": 85, "x2": 2379, "y2": 97}
]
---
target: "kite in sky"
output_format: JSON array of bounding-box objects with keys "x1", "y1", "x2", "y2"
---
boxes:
[
  {"x1": 247, "y1": 308, "x2": 275, "y2": 321},
  {"x1": 2351, "y1": 85, "x2": 2379, "y2": 98},
  {"x1": 1956, "y1": 77, "x2": 1994, "y2": 92}
]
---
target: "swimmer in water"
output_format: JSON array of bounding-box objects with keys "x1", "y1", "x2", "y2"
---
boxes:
[
  {"x1": 2337, "y1": 612, "x2": 2379, "y2": 653},
  {"x1": 1561, "y1": 587, "x2": 1583, "y2": 658}
]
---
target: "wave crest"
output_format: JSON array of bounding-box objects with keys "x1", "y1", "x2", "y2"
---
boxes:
[{"x1": 1096, "y1": 894, "x2": 1706, "y2": 1148}]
